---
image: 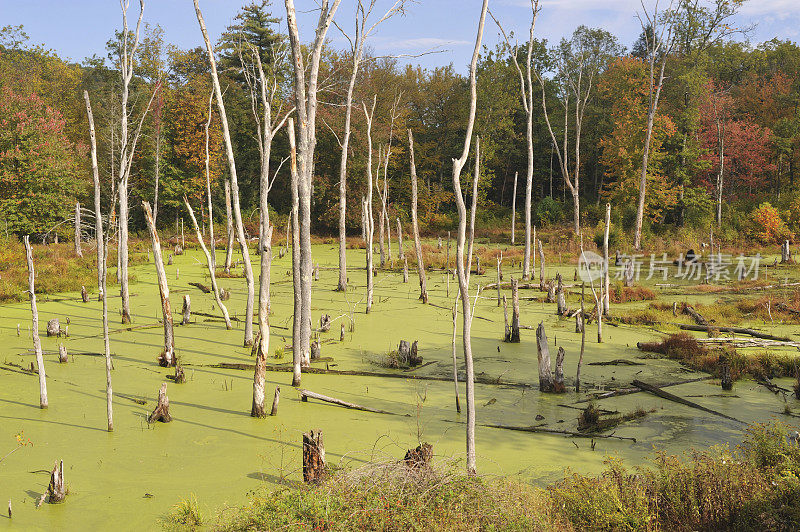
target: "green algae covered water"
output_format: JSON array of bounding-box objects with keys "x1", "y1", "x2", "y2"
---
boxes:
[{"x1": 1, "y1": 243, "x2": 799, "y2": 530}]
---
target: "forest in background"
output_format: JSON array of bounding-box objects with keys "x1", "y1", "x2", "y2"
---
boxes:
[{"x1": 1, "y1": 0, "x2": 799, "y2": 246}]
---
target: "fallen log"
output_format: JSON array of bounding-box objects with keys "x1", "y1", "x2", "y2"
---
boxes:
[
  {"x1": 575, "y1": 376, "x2": 713, "y2": 403},
  {"x1": 632, "y1": 379, "x2": 744, "y2": 424},
  {"x1": 696, "y1": 337, "x2": 800, "y2": 349},
  {"x1": 299, "y1": 389, "x2": 407, "y2": 416},
  {"x1": 588, "y1": 359, "x2": 645, "y2": 366},
  {"x1": 188, "y1": 282, "x2": 211, "y2": 294},
  {"x1": 679, "y1": 324, "x2": 790, "y2": 342},
  {"x1": 192, "y1": 362, "x2": 533, "y2": 388},
  {"x1": 682, "y1": 305, "x2": 708, "y2": 326},
  {"x1": 483, "y1": 423, "x2": 637, "y2": 442}
]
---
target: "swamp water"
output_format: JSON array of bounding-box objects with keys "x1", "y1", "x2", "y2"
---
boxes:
[{"x1": 1, "y1": 242, "x2": 799, "y2": 530}]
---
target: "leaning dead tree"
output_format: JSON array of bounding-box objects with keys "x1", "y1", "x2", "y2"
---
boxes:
[
  {"x1": 408, "y1": 129, "x2": 428, "y2": 303},
  {"x1": 491, "y1": 0, "x2": 540, "y2": 278},
  {"x1": 116, "y1": 0, "x2": 145, "y2": 324},
  {"x1": 24, "y1": 236, "x2": 47, "y2": 409},
  {"x1": 184, "y1": 199, "x2": 231, "y2": 329},
  {"x1": 284, "y1": 0, "x2": 342, "y2": 386},
  {"x1": 85, "y1": 91, "x2": 113, "y2": 431},
  {"x1": 450, "y1": 0, "x2": 489, "y2": 475},
  {"x1": 332, "y1": 0, "x2": 406, "y2": 290},
  {"x1": 142, "y1": 201, "x2": 175, "y2": 366},
  {"x1": 195, "y1": 0, "x2": 256, "y2": 347}
]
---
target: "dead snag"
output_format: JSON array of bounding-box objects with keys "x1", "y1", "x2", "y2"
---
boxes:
[
  {"x1": 398, "y1": 340, "x2": 423, "y2": 367},
  {"x1": 396, "y1": 217, "x2": 404, "y2": 259},
  {"x1": 556, "y1": 273, "x2": 566, "y2": 315},
  {"x1": 270, "y1": 386, "x2": 280, "y2": 416},
  {"x1": 148, "y1": 383, "x2": 172, "y2": 423},
  {"x1": 681, "y1": 304, "x2": 708, "y2": 326},
  {"x1": 546, "y1": 281, "x2": 556, "y2": 303},
  {"x1": 173, "y1": 364, "x2": 186, "y2": 384},
  {"x1": 81, "y1": 286, "x2": 89, "y2": 303},
  {"x1": 167, "y1": 254, "x2": 173, "y2": 266},
  {"x1": 408, "y1": 129, "x2": 428, "y2": 304},
  {"x1": 781, "y1": 240, "x2": 791, "y2": 263},
  {"x1": 553, "y1": 347, "x2": 566, "y2": 393},
  {"x1": 302, "y1": 430, "x2": 326, "y2": 483},
  {"x1": 340, "y1": 323, "x2": 345, "y2": 342},
  {"x1": 403, "y1": 256, "x2": 409, "y2": 283},
  {"x1": 47, "y1": 319, "x2": 60, "y2": 338},
  {"x1": 505, "y1": 277, "x2": 520, "y2": 342},
  {"x1": 720, "y1": 353, "x2": 732, "y2": 391},
  {"x1": 536, "y1": 322, "x2": 555, "y2": 392},
  {"x1": 181, "y1": 295, "x2": 191, "y2": 325},
  {"x1": 47, "y1": 460, "x2": 66, "y2": 504},
  {"x1": 142, "y1": 201, "x2": 175, "y2": 367},
  {"x1": 310, "y1": 340, "x2": 321, "y2": 360},
  {"x1": 24, "y1": 236, "x2": 47, "y2": 408},
  {"x1": 502, "y1": 295, "x2": 510, "y2": 341},
  {"x1": 403, "y1": 442, "x2": 433, "y2": 470},
  {"x1": 575, "y1": 312, "x2": 584, "y2": 333},
  {"x1": 319, "y1": 314, "x2": 331, "y2": 333},
  {"x1": 537, "y1": 239, "x2": 545, "y2": 290},
  {"x1": 58, "y1": 344, "x2": 68, "y2": 363}
]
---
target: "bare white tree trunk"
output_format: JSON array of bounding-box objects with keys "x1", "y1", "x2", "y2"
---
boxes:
[
  {"x1": 24, "y1": 236, "x2": 47, "y2": 409},
  {"x1": 85, "y1": 91, "x2": 113, "y2": 430},
  {"x1": 283, "y1": 0, "x2": 342, "y2": 381},
  {"x1": 142, "y1": 201, "x2": 174, "y2": 366},
  {"x1": 510, "y1": 171, "x2": 517, "y2": 245},
  {"x1": 363, "y1": 99, "x2": 377, "y2": 312},
  {"x1": 185, "y1": 199, "x2": 231, "y2": 329},
  {"x1": 450, "y1": 0, "x2": 488, "y2": 476},
  {"x1": 117, "y1": 0, "x2": 145, "y2": 325},
  {"x1": 451, "y1": 292, "x2": 461, "y2": 413},
  {"x1": 204, "y1": 88, "x2": 216, "y2": 269},
  {"x1": 224, "y1": 179, "x2": 234, "y2": 273},
  {"x1": 253, "y1": 225, "x2": 273, "y2": 417},
  {"x1": 396, "y1": 217, "x2": 404, "y2": 259},
  {"x1": 195, "y1": 0, "x2": 255, "y2": 346},
  {"x1": 408, "y1": 130, "x2": 428, "y2": 303},
  {"x1": 74, "y1": 202, "x2": 82, "y2": 257},
  {"x1": 288, "y1": 119, "x2": 304, "y2": 386},
  {"x1": 603, "y1": 203, "x2": 610, "y2": 315}
]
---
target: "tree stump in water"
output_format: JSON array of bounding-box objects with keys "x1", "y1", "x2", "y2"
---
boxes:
[
  {"x1": 148, "y1": 383, "x2": 172, "y2": 423},
  {"x1": 270, "y1": 387, "x2": 280, "y2": 416},
  {"x1": 174, "y1": 245, "x2": 183, "y2": 256},
  {"x1": 58, "y1": 344, "x2": 68, "y2": 363},
  {"x1": 781, "y1": 240, "x2": 792, "y2": 264},
  {"x1": 556, "y1": 273, "x2": 566, "y2": 316},
  {"x1": 506, "y1": 277, "x2": 521, "y2": 343},
  {"x1": 403, "y1": 257, "x2": 409, "y2": 283},
  {"x1": 340, "y1": 323, "x2": 345, "y2": 342},
  {"x1": 81, "y1": 286, "x2": 89, "y2": 303},
  {"x1": 720, "y1": 354, "x2": 732, "y2": 391},
  {"x1": 537, "y1": 322, "x2": 555, "y2": 392},
  {"x1": 545, "y1": 281, "x2": 556, "y2": 303},
  {"x1": 181, "y1": 295, "x2": 191, "y2": 325},
  {"x1": 437, "y1": 236, "x2": 442, "y2": 249},
  {"x1": 173, "y1": 364, "x2": 186, "y2": 384},
  {"x1": 319, "y1": 314, "x2": 331, "y2": 333},
  {"x1": 47, "y1": 319, "x2": 60, "y2": 337},
  {"x1": 278, "y1": 247, "x2": 286, "y2": 259},
  {"x1": 46, "y1": 460, "x2": 66, "y2": 504},
  {"x1": 310, "y1": 340, "x2": 321, "y2": 360},
  {"x1": 167, "y1": 254, "x2": 173, "y2": 266},
  {"x1": 302, "y1": 430, "x2": 326, "y2": 483},
  {"x1": 553, "y1": 347, "x2": 566, "y2": 393},
  {"x1": 219, "y1": 288, "x2": 230, "y2": 301},
  {"x1": 403, "y1": 442, "x2": 433, "y2": 470},
  {"x1": 398, "y1": 340, "x2": 423, "y2": 367},
  {"x1": 575, "y1": 312, "x2": 584, "y2": 333}
]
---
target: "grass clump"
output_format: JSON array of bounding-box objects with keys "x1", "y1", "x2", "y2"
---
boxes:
[
  {"x1": 609, "y1": 283, "x2": 657, "y2": 304},
  {"x1": 164, "y1": 494, "x2": 203, "y2": 530}
]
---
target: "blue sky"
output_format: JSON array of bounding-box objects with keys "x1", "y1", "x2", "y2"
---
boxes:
[{"x1": 1, "y1": 0, "x2": 799, "y2": 72}]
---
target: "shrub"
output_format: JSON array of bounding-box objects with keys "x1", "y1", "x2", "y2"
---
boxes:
[
  {"x1": 752, "y1": 202, "x2": 792, "y2": 244},
  {"x1": 535, "y1": 196, "x2": 563, "y2": 227}
]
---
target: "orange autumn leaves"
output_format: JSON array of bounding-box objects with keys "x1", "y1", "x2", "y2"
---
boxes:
[{"x1": 597, "y1": 57, "x2": 677, "y2": 222}]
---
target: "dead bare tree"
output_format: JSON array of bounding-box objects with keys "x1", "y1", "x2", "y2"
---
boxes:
[
  {"x1": 284, "y1": 0, "x2": 342, "y2": 383},
  {"x1": 363, "y1": 97, "x2": 377, "y2": 313},
  {"x1": 451, "y1": 0, "x2": 489, "y2": 476},
  {"x1": 116, "y1": 0, "x2": 145, "y2": 325},
  {"x1": 332, "y1": 0, "x2": 406, "y2": 290},
  {"x1": 223, "y1": 179, "x2": 234, "y2": 273},
  {"x1": 142, "y1": 201, "x2": 174, "y2": 366},
  {"x1": 287, "y1": 118, "x2": 304, "y2": 386},
  {"x1": 510, "y1": 171, "x2": 517, "y2": 245},
  {"x1": 184, "y1": 198, "x2": 231, "y2": 329},
  {"x1": 491, "y1": 0, "x2": 539, "y2": 279},
  {"x1": 195, "y1": 0, "x2": 256, "y2": 346},
  {"x1": 74, "y1": 202, "x2": 82, "y2": 257},
  {"x1": 24, "y1": 236, "x2": 47, "y2": 409},
  {"x1": 85, "y1": 91, "x2": 113, "y2": 431},
  {"x1": 252, "y1": 224, "x2": 274, "y2": 418},
  {"x1": 633, "y1": 1, "x2": 675, "y2": 250},
  {"x1": 408, "y1": 129, "x2": 428, "y2": 303},
  {"x1": 603, "y1": 202, "x2": 610, "y2": 315}
]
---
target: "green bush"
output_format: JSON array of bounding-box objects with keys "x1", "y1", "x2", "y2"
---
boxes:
[{"x1": 535, "y1": 197, "x2": 564, "y2": 226}]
